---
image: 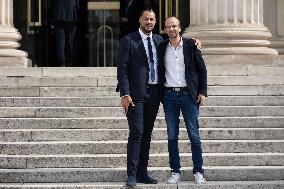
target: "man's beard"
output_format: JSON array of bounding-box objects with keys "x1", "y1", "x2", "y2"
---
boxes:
[
  {"x1": 141, "y1": 26, "x2": 153, "y2": 34},
  {"x1": 169, "y1": 33, "x2": 178, "y2": 39}
]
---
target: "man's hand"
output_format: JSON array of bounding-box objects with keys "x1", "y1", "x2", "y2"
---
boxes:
[
  {"x1": 121, "y1": 17, "x2": 129, "y2": 23},
  {"x1": 191, "y1": 37, "x2": 202, "y2": 49},
  {"x1": 197, "y1": 94, "x2": 205, "y2": 106},
  {"x1": 121, "y1": 96, "x2": 135, "y2": 113}
]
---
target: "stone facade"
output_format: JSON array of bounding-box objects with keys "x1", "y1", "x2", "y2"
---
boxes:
[{"x1": 0, "y1": 0, "x2": 283, "y2": 67}]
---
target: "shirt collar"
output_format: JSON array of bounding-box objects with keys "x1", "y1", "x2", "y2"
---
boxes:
[
  {"x1": 139, "y1": 28, "x2": 153, "y2": 40},
  {"x1": 168, "y1": 36, "x2": 183, "y2": 48}
]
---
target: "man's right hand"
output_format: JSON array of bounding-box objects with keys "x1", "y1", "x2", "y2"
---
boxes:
[
  {"x1": 121, "y1": 96, "x2": 135, "y2": 113},
  {"x1": 121, "y1": 17, "x2": 129, "y2": 23}
]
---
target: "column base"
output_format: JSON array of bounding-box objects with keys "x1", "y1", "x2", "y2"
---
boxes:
[
  {"x1": 0, "y1": 49, "x2": 29, "y2": 67},
  {"x1": 0, "y1": 57, "x2": 31, "y2": 67},
  {"x1": 0, "y1": 49, "x2": 27, "y2": 57},
  {"x1": 183, "y1": 25, "x2": 278, "y2": 55}
]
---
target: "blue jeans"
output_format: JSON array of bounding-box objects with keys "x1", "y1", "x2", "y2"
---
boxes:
[{"x1": 163, "y1": 89, "x2": 204, "y2": 174}]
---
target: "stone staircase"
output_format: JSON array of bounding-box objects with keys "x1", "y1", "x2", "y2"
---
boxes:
[{"x1": 0, "y1": 61, "x2": 284, "y2": 188}]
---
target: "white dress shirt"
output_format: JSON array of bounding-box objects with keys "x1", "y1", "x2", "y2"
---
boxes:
[
  {"x1": 164, "y1": 38, "x2": 187, "y2": 87},
  {"x1": 139, "y1": 28, "x2": 159, "y2": 84}
]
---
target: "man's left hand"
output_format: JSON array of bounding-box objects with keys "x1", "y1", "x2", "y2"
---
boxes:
[
  {"x1": 191, "y1": 38, "x2": 202, "y2": 49},
  {"x1": 197, "y1": 94, "x2": 205, "y2": 106}
]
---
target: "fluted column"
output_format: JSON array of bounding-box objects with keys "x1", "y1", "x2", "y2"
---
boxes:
[
  {"x1": 183, "y1": 0, "x2": 278, "y2": 55},
  {"x1": 0, "y1": 0, "x2": 28, "y2": 67}
]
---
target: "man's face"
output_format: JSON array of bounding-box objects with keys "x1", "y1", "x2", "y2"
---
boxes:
[
  {"x1": 139, "y1": 11, "x2": 156, "y2": 34},
  {"x1": 164, "y1": 17, "x2": 181, "y2": 39}
]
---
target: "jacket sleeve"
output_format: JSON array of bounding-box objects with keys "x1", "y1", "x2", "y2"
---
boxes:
[
  {"x1": 117, "y1": 36, "x2": 131, "y2": 97},
  {"x1": 192, "y1": 42, "x2": 208, "y2": 97},
  {"x1": 157, "y1": 40, "x2": 166, "y2": 88}
]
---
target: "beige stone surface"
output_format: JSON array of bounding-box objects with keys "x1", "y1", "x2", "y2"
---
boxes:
[
  {"x1": 0, "y1": 57, "x2": 28, "y2": 67},
  {"x1": 278, "y1": 0, "x2": 284, "y2": 36},
  {"x1": 263, "y1": 0, "x2": 277, "y2": 36},
  {"x1": 184, "y1": 0, "x2": 277, "y2": 55}
]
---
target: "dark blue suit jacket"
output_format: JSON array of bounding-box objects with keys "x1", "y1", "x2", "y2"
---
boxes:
[
  {"x1": 49, "y1": 0, "x2": 79, "y2": 22},
  {"x1": 158, "y1": 38, "x2": 207, "y2": 101},
  {"x1": 117, "y1": 31, "x2": 163, "y2": 100}
]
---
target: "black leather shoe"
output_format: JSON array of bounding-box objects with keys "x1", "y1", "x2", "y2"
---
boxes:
[
  {"x1": 126, "y1": 175, "x2": 136, "y2": 187},
  {"x1": 137, "y1": 174, "x2": 158, "y2": 184}
]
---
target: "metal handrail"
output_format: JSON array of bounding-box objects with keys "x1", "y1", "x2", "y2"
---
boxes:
[{"x1": 97, "y1": 25, "x2": 114, "y2": 67}]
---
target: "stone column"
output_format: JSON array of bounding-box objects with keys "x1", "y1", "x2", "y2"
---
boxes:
[
  {"x1": 270, "y1": 0, "x2": 284, "y2": 54},
  {"x1": 0, "y1": 0, "x2": 28, "y2": 67},
  {"x1": 183, "y1": 0, "x2": 278, "y2": 55}
]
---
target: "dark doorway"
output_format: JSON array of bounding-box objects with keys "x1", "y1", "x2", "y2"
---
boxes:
[
  {"x1": 14, "y1": 0, "x2": 88, "y2": 67},
  {"x1": 14, "y1": 0, "x2": 189, "y2": 67}
]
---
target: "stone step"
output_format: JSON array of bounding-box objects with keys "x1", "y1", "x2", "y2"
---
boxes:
[
  {"x1": 1, "y1": 140, "x2": 283, "y2": 155},
  {"x1": 0, "y1": 85, "x2": 283, "y2": 97},
  {"x1": 102, "y1": 76, "x2": 284, "y2": 87},
  {"x1": 0, "y1": 96, "x2": 284, "y2": 107},
  {"x1": 1, "y1": 153, "x2": 283, "y2": 169},
  {"x1": 0, "y1": 76, "x2": 283, "y2": 87},
  {"x1": 0, "y1": 106, "x2": 283, "y2": 118},
  {"x1": 1, "y1": 181, "x2": 284, "y2": 189},
  {"x1": 0, "y1": 166, "x2": 284, "y2": 182},
  {"x1": 0, "y1": 67, "x2": 117, "y2": 78},
  {"x1": 209, "y1": 85, "x2": 284, "y2": 96},
  {"x1": 209, "y1": 63, "x2": 284, "y2": 76},
  {"x1": 1, "y1": 128, "x2": 283, "y2": 142},
  {"x1": 0, "y1": 117, "x2": 283, "y2": 129},
  {"x1": 0, "y1": 64, "x2": 283, "y2": 77}
]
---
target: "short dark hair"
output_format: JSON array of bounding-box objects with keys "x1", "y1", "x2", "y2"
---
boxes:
[{"x1": 139, "y1": 8, "x2": 156, "y2": 18}]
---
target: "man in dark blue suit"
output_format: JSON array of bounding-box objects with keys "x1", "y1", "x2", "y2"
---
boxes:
[
  {"x1": 158, "y1": 17, "x2": 207, "y2": 184},
  {"x1": 49, "y1": 0, "x2": 79, "y2": 67},
  {"x1": 117, "y1": 9, "x2": 163, "y2": 187}
]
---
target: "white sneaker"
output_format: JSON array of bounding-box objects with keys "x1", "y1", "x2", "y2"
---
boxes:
[
  {"x1": 167, "y1": 172, "x2": 181, "y2": 184},
  {"x1": 194, "y1": 172, "x2": 206, "y2": 184}
]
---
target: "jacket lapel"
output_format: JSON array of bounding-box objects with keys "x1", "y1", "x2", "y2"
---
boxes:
[
  {"x1": 183, "y1": 39, "x2": 191, "y2": 65},
  {"x1": 153, "y1": 35, "x2": 159, "y2": 48},
  {"x1": 160, "y1": 40, "x2": 168, "y2": 63},
  {"x1": 134, "y1": 31, "x2": 148, "y2": 63}
]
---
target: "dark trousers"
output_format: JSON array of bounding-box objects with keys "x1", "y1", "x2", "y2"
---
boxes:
[
  {"x1": 126, "y1": 85, "x2": 160, "y2": 176},
  {"x1": 54, "y1": 22, "x2": 76, "y2": 67}
]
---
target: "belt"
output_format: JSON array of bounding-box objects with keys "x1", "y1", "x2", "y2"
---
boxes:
[
  {"x1": 148, "y1": 84, "x2": 159, "y2": 88},
  {"x1": 166, "y1": 87, "x2": 187, "y2": 92}
]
